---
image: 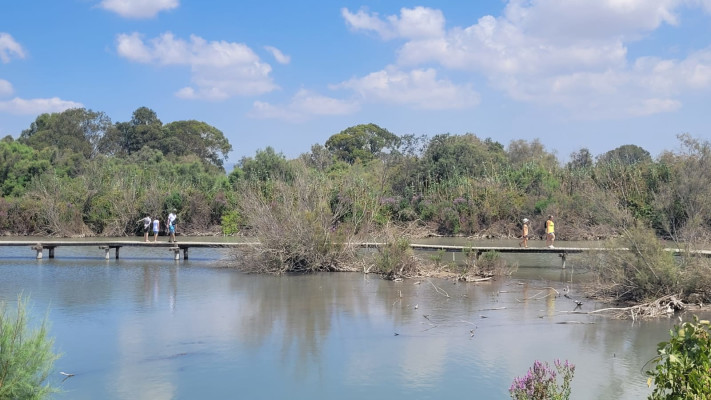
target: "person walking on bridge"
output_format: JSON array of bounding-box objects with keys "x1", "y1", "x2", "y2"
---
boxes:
[
  {"x1": 519, "y1": 218, "x2": 530, "y2": 248},
  {"x1": 545, "y1": 215, "x2": 555, "y2": 248}
]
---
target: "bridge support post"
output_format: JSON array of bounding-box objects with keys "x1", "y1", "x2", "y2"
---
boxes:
[
  {"x1": 48, "y1": 247, "x2": 55, "y2": 258},
  {"x1": 114, "y1": 247, "x2": 120, "y2": 259},
  {"x1": 559, "y1": 253, "x2": 567, "y2": 269},
  {"x1": 169, "y1": 247, "x2": 180, "y2": 260},
  {"x1": 31, "y1": 245, "x2": 43, "y2": 259},
  {"x1": 99, "y1": 246, "x2": 110, "y2": 259},
  {"x1": 183, "y1": 247, "x2": 188, "y2": 260}
]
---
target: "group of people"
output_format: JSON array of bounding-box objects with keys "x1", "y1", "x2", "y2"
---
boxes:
[
  {"x1": 139, "y1": 210, "x2": 178, "y2": 243},
  {"x1": 519, "y1": 215, "x2": 555, "y2": 248}
]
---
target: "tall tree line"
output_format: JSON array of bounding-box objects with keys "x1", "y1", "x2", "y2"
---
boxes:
[{"x1": 1, "y1": 108, "x2": 709, "y2": 242}]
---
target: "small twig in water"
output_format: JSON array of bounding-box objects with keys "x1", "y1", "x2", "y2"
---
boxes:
[
  {"x1": 516, "y1": 290, "x2": 555, "y2": 302},
  {"x1": 428, "y1": 280, "x2": 450, "y2": 298},
  {"x1": 422, "y1": 325, "x2": 439, "y2": 332}
]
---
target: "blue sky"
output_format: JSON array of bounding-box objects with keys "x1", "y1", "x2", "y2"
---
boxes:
[{"x1": 2, "y1": 0, "x2": 711, "y2": 165}]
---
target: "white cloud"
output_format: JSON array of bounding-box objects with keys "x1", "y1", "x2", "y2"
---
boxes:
[
  {"x1": 0, "y1": 79, "x2": 13, "y2": 97},
  {"x1": 0, "y1": 97, "x2": 83, "y2": 115},
  {"x1": 0, "y1": 33, "x2": 26, "y2": 63},
  {"x1": 249, "y1": 101, "x2": 304, "y2": 122},
  {"x1": 393, "y1": 6, "x2": 446, "y2": 39},
  {"x1": 264, "y1": 46, "x2": 290, "y2": 65},
  {"x1": 342, "y1": 7, "x2": 445, "y2": 40},
  {"x1": 337, "y1": 66, "x2": 479, "y2": 110},
  {"x1": 343, "y1": 2, "x2": 711, "y2": 118},
  {"x1": 502, "y1": 0, "x2": 681, "y2": 42},
  {"x1": 342, "y1": 8, "x2": 395, "y2": 39},
  {"x1": 248, "y1": 89, "x2": 359, "y2": 122},
  {"x1": 117, "y1": 32, "x2": 277, "y2": 100},
  {"x1": 627, "y1": 98, "x2": 681, "y2": 116},
  {"x1": 99, "y1": 0, "x2": 179, "y2": 18}
]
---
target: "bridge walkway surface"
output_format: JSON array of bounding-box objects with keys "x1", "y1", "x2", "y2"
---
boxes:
[{"x1": 1, "y1": 240, "x2": 709, "y2": 265}]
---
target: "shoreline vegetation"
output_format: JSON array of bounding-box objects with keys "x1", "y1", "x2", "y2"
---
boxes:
[{"x1": 2, "y1": 108, "x2": 711, "y2": 315}]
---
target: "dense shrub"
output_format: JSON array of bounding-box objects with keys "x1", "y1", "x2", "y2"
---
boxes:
[
  {"x1": 370, "y1": 236, "x2": 419, "y2": 278},
  {"x1": 588, "y1": 226, "x2": 680, "y2": 302},
  {"x1": 647, "y1": 317, "x2": 711, "y2": 398}
]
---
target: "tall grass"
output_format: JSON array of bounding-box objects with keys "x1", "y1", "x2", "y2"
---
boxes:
[{"x1": 0, "y1": 296, "x2": 60, "y2": 399}]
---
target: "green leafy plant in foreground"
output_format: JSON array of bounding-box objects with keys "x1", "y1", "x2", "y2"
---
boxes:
[
  {"x1": 509, "y1": 359, "x2": 575, "y2": 400},
  {"x1": 0, "y1": 296, "x2": 61, "y2": 399},
  {"x1": 647, "y1": 316, "x2": 711, "y2": 399}
]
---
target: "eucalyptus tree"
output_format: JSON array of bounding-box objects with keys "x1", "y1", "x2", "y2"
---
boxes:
[
  {"x1": 162, "y1": 120, "x2": 232, "y2": 170},
  {"x1": 99, "y1": 107, "x2": 165, "y2": 156},
  {"x1": 596, "y1": 144, "x2": 651, "y2": 166},
  {"x1": 19, "y1": 107, "x2": 112, "y2": 159},
  {"x1": 325, "y1": 123, "x2": 400, "y2": 164}
]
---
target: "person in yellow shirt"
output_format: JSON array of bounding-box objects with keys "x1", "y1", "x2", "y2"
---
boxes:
[
  {"x1": 519, "y1": 218, "x2": 530, "y2": 248},
  {"x1": 545, "y1": 215, "x2": 555, "y2": 248}
]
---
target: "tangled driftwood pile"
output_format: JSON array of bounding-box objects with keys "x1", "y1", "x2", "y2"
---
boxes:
[{"x1": 589, "y1": 294, "x2": 685, "y2": 320}]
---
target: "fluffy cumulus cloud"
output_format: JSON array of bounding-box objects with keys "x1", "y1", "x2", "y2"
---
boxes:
[
  {"x1": 0, "y1": 97, "x2": 83, "y2": 115},
  {"x1": 342, "y1": 1, "x2": 711, "y2": 118},
  {"x1": 342, "y1": 6, "x2": 445, "y2": 40},
  {"x1": 99, "y1": 0, "x2": 179, "y2": 18},
  {"x1": 336, "y1": 66, "x2": 479, "y2": 110},
  {"x1": 0, "y1": 33, "x2": 26, "y2": 63},
  {"x1": 248, "y1": 89, "x2": 360, "y2": 122},
  {"x1": 117, "y1": 32, "x2": 277, "y2": 100}
]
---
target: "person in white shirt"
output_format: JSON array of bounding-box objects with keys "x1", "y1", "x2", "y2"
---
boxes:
[
  {"x1": 152, "y1": 217, "x2": 160, "y2": 242},
  {"x1": 167, "y1": 210, "x2": 177, "y2": 243}
]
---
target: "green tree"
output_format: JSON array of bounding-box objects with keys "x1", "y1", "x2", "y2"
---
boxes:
[
  {"x1": 0, "y1": 296, "x2": 61, "y2": 399},
  {"x1": 567, "y1": 148, "x2": 593, "y2": 170},
  {"x1": 239, "y1": 147, "x2": 293, "y2": 182},
  {"x1": 652, "y1": 134, "x2": 711, "y2": 241},
  {"x1": 299, "y1": 143, "x2": 334, "y2": 172},
  {"x1": 593, "y1": 145, "x2": 655, "y2": 221},
  {"x1": 0, "y1": 141, "x2": 51, "y2": 196},
  {"x1": 597, "y1": 144, "x2": 651, "y2": 166},
  {"x1": 506, "y1": 138, "x2": 557, "y2": 169},
  {"x1": 325, "y1": 123, "x2": 399, "y2": 164},
  {"x1": 99, "y1": 107, "x2": 165, "y2": 156},
  {"x1": 19, "y1": 108, "x2": 112, "y2": 159},
  {"x1": 163, "y1": 120, "x2": 232, "y2": 170},
  {"x1": 420, "y1": 133, "x2": 506, "y2": 182}
]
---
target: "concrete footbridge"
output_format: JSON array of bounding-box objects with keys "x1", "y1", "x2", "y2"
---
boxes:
[
  {"x1": 0, "y1": 240, "x2": 258, "y2": 261},
  {"x1": 1, "y1": 240, "x2": 708, "y2": 266}
]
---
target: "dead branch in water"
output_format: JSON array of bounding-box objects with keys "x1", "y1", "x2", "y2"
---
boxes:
[
  {"x1": 428, "y1": 279, "x2": 450, "y2": 298},
  {"x1": 588, "y1": 294, "x2": 685, "y2": 320},
  {"x1": 516, "y1": 287, "x2": 559, "y2": 302}
]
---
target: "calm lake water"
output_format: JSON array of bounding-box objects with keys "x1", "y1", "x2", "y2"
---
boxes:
[{"x1": 0, "y1": 239, "x2": 702, "y2": 399}]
